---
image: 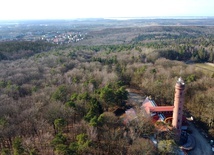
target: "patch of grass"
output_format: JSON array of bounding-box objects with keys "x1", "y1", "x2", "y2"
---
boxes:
[{"x1": 195, "y1": 63, "x2": 214, "y2": 74}]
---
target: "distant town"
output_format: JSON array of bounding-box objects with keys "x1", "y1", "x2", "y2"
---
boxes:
[
  {"x1": 1, "y1": 18, "x2": 214, "y2": 45},
  {"x1": 0, "y1": 20, "x2": 87, "y2": 44}
]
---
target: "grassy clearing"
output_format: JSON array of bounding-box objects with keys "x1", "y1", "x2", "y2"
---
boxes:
[{"x1": 195, "y1": 63, "x2": 214, "y2": 73}]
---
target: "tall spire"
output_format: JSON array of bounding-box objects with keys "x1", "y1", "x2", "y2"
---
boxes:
[{"x1": 172, "y1": 77, "x2": 185, "y2": 138}]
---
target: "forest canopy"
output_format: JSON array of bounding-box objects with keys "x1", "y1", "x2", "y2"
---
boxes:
[{"x1": 0, "y1": 25, "x2": 213, "y2": 154}]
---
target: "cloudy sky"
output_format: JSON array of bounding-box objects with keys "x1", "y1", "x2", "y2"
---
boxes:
[{"x1": 0, "y1": 0, "x2": 213, "y2": 20}]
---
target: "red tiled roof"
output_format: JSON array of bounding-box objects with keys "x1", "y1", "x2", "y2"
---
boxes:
[
  {"x1": 142, "y1": 98, "x2": 174, "y2": 114},
  {"x1": 142, "y1": 97, "x2": 156, "y2": 114},
  {"x1": 152, "y1": 114, "x2": 160, "y2": 122},
  {"x1": 149, "y1": 106, "x2": 174, "y2": 112},
  {"x1": 125, "y1": 108, "x2": 137, "y2": 121},
  {"x1": 123, "y1": 108, "x2": 137, "y2": 124}
]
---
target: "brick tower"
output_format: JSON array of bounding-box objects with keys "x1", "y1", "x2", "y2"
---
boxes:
[{"x1": 172, "y1": 77, "x2": 185, "y2": 137}]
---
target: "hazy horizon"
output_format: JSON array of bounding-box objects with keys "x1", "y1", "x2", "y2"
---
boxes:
[
  {"x1": 1, "y1": 0, "x2": 214, "y2": 20},
  {"x1": 0, "y1": 16, "x2": 214, "y2": 22}
]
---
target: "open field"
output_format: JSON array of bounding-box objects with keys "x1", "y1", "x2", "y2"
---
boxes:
[{"x1": 195, "y1": 63, "x2": 214, "y2": 73}]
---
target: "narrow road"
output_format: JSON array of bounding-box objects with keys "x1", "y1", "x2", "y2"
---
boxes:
[{"x1": 188, "y1": 122, "x2": 212, "y2": 155}]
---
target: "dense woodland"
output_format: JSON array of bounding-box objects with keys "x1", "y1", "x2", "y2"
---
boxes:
[
  {"x1": 0, "y1": 25, "x2": 213, "y2": 154},
  {"x1": 0, "y1": 41, "x2": 56, "y2": 60}
]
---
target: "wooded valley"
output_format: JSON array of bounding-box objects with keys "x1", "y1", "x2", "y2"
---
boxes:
[{"x1": 0, "y1": 24, "x2": 213, "y2": 154}]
